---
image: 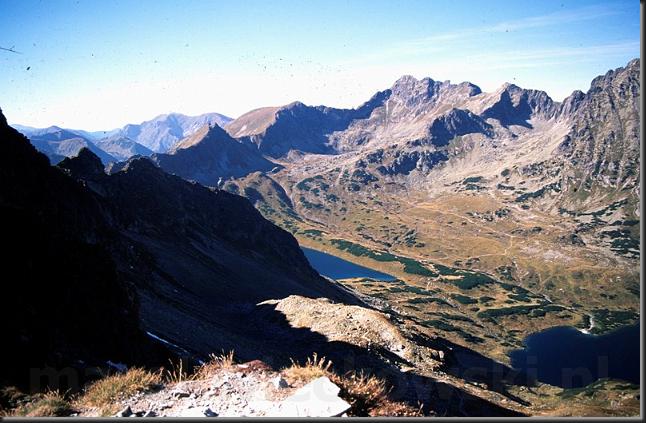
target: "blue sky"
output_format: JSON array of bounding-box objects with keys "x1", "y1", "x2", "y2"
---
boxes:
[{"x1": 0, "y1": 0, "x2": 640, "y2": 130}]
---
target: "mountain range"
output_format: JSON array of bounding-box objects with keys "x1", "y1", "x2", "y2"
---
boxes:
[
  {"x1": 13, "y1": 112, "x2": 233, "y2": 164},
  {"x1": 1, "y1": 57, "x2": 640, "y2": 417},
  {"x1": 207, "y1": 58, "x2": 640, "y2": 384}
]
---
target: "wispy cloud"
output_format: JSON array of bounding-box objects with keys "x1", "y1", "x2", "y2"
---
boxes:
[
  {"x1": 464, "y1": 40, "x2": 640, "y2": 70},
  {"x1": 396, "y1": 4, "x2": 619, "y2": 50},
  {"x1": 340, "y1": 4, "x2": 622, "y2": 67}
]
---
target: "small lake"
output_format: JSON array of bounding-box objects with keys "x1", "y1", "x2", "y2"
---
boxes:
[
  {"x1": 302, "y1": 247, "x2": 396, "y2": 281},
  {"x1": 509, "y1": 323, "x2": 640, "y2": 388}
]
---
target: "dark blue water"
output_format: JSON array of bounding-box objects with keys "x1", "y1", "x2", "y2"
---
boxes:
[
  {"x1": 302, "y1": 247, "x2": 396, "y2": 281},
  {"x1": 509, "y1": 323, "x2": 640, "y2": 388}
]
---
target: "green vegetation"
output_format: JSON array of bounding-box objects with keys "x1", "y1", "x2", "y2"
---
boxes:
[
  {"x1": 301, "y1": 229, "x2": 323, "y2": 237},
  {"x1": 425, "y1": 312, "x2": 474, "y2": 323},
  {"x1": 558, "y1": 379, "x2": 616, "y2": 400},
  {"x1": 509, "y1": 293, "x2": 532, "y2": 303},
  {"x1": 463, "y1": 176, "x2": 483, "y2": 184},
  {"x1": 243, "y1": 186, "x2": 264, "y2": 204},
  {"x1": 590, "y1": 309, "x2": 639, "y2": 334},
  {"x1": 330, "y1": 239, "x2": 398, "y2": 262},
  {"x1": 478, "y1": 301, "x2": 566, "y2": 320},
  {"x1": 451, "y1": 294, "x2": 478, "y2": 305},
  {"x1": 515, "y1": 182, "x2": 561, "y2": 202},
  {"x1": 478, "y1": 304, "x2": 539, "y2": 319},
  {"x1": 299, "y1": 196, "x2": 325, "y2": 210},
  {"x1": 450, "y1": 272, "x2": 497, "y2": 290},
  {"x1": 398, "y1": 257, "x2": 437, "y2": 277},
  {"x1": 330, "y1": 239, "x2": 438, "y2": 277},
  {"x1": 295, "y1": 175, "x2": 324, "y2": 191},
  {"x1": 433, "y1": 263, "x2": 460, "y2": 276},
  {"x1": 407, "y1": 297, "x2": 452, "y2": 307},
  {"x1": 496, "y1": 266, "x2": 515, "y2": 281},
  {"x1": 418, "y1": 319, "x2": 484, "y2": 343},
  {"x1": 419, "y1": 319, "x2": 457, "y2": 331}
]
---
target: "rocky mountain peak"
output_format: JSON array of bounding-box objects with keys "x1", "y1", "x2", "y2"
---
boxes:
[
  {"x1": 283, "y1": 101, "x2": 306, "y2": 111},
  {"x1": 170, "y1": 122, "x2": 230, "y2": 152},
  {"x1": 58, "y1": 147, "x2": 105, "y2": 178},
  {"x1": 558, "y1": 89, "x2": 586, "y2": 118},
  {"x1": 390, "y1": 75, "x2": 435, "y2": 102},
  {"x1": 392, "y1": 74, "x2": 421, "y2": 87},
  {"x1": 390, "y1": 75, "x2": 483, "y2": 111},
  {"x1": 457, "y1": 81, "x2": 482, "y2": 96},
  {"x1": 588, "y1": 58, "x2": 640, "y2": 104},
  {"x1": 479, "y1": 82, "x2": 557, "y2": 126}
]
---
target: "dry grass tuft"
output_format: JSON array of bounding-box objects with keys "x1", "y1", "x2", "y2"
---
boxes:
[
  {"x1": 282, "y1": 353, "x2": 333, "y2": 384},
  {"x1": 330, "y1": 371, "x2": 423, "y2": 417},
  {"x1": 0, "y1": 386, "x2": 28, "y2": 414},
  {"x1": 10, "y1": 390, "x2": 73, "y2": 417},
  {"x1": 163, "y1": 358, "x2": 194, "y2": 383},
  {"x1": 283, "y1": 353, "x2": 422, "y2": 417},
  {"x1": 193, "y1": 351, "x2": 236, "y2": 379},
  {"x1": 77, "y1": 367, "x2": 161, "y2": 411}
]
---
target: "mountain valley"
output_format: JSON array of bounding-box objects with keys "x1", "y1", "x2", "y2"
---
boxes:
[
  {"x1": 2, "y1": 58, "x2": 640, "y2": 417},
  {"x1": 220, "y1": 58, "x2": 640, "y2": 366}
]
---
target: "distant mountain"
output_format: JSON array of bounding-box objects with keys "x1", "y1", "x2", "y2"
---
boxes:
[
  {"x1": 150, "y1": 123, "x2": 277, "y2": 187},
  {"x1": 118, "y1": 112, "x2": 233, "y2": 153},
  {"x1": 94, "y1": 135, "x2": 153, "y2": 161},
  {"x1": 12, "y1": 112, "x2": 233, "y2": 160},
  {"x1": 26, "y1": 126, "x2": 117, "y2": 164},
  {"x1": 11, "y1": 124, "x2": 120, "y2": 141},
  {"x1": 226, "y1": 94, "x2": 389, "y2": 159}
]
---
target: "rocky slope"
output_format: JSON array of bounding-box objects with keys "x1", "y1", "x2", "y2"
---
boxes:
[{"x1": 56, "y1": 149, "x2": 360, "y2": 364}]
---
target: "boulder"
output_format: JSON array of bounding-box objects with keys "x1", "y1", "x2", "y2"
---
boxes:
[{"x1": 266, "y1": 376, "x2": 351, "y2": 417}]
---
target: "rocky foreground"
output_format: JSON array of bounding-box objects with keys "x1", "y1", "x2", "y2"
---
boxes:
[
  {"x1": 82, "y1": 363, "x2": 356, "y2": 418},
  {"x1": 54, "y1": 347, "x2": 424, "y2": 418}
]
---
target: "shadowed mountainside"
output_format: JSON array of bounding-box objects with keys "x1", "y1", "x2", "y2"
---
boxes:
[
  {"x1": 0, "y1": 106, "x2": 355, "y2": 392},
  {"x1": 0, "y1": 109, "x2": 169, "y2": 391}
]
